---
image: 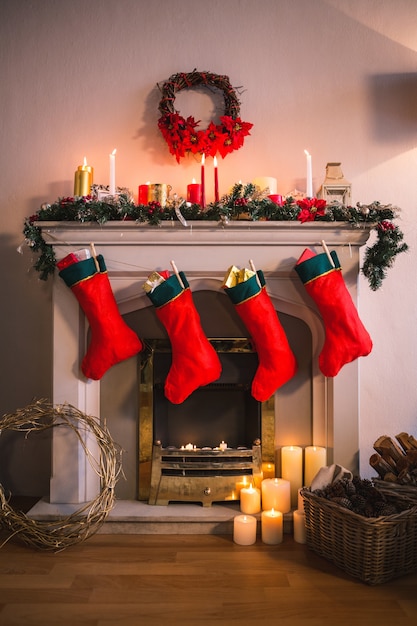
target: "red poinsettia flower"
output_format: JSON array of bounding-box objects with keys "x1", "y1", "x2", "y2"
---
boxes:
[{"x1": 296, "y1": 198, "x2": 327, "y2": 223}]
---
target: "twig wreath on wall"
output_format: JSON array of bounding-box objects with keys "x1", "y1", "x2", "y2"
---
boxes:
[
  {"x1": 157, "y1": 70, "x2": 253, "y2": 162},
  {"x1": 0, "y1": 400, "x2": 123, "y2": 551}
]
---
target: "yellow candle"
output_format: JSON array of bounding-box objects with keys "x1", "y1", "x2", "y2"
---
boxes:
[
  {"x1": 293, "y1": 509, "x2": 307, "y2": 544},
  {"x1": 262, "y1": 462, "x2": 275, "y2": 479},
  {"x1": 74, "y1": 156, "x2": 93, "y2": 196},
  {"x1": 235, "y1": 476, "x2": 250, "y2": 498},
  {"x1": 233, "y1": 514, "x2": 257, "y2": 545},
  {"x1": 281, "y1": 446, "x2": 303, "y2": 508},
  {"x1": 304, "y1": 446, "x2": 327, "y2": 487},
  {"x1": 240, "y1": 484, "x2": 261, "y2": 514},
  {"x1": 261, "y1": 478, "x2": 291, "y2": 513},
  {"x1": 253, "y1": 176, "x2": 277, "y2": 195},
  {"x1": 261, "y1": 509, "x2": 283, "y2": 545}
]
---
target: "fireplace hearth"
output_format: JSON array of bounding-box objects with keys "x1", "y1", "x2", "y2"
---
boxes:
[{"x1": 38, "y1": 220, "x2": 371, "y2": 516}]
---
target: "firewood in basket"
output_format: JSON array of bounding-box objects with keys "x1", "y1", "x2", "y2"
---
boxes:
[
  {"x1": 373, "y1": 435, "x2": 405, "y2": 469},
  {"x1": 369, "y1": 452, "x2": 395, "y2": 479},
  {"x1": 396, "y1": 432, "x2": 417, "y2": 453}
]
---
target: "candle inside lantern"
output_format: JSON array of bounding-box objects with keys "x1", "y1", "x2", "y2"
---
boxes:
[
  {"x1": 187, "y1": 178, "x2": 201, "y2": 204},
  {"x1": 304, "y1": 150, "x2": 313, "y2": 198},
  {"x1": 261, "y1": 509, "x2": 283, "y2": 545},
  {"x1": 138, "y1": 182, "x2": 150, "y2": 204},
  {"x1": 304, "y1": 446, "x2": 327, "y2": 487},
  {"x1": 200, "y1": 153, "x2": 206, "y2": 208},
  {"x1": 293, "y1": 509, "x2": 307, "y2": 544},
  {"x1": 240, "y1": 483, "x2": 261, "y2": 514},
  {"x1": 281, "y1": 446, "x2": 303, "y2": 508},
  {"x1": 109, "y1": 148, "x2": 116, "y2": 195},
  {"x1": 233, "y1": 514, "x2": 257, "y2": 545},
  {"x1": 261, "y1": 478, "x2": 291, "y2": 513},
  {"x1": 214, "y1": 155, "x2": 219, "y2": 202}
]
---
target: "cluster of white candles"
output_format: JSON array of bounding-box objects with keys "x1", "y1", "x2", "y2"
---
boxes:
[{"x1": 233, "y1": 445, "x2": 326, "y2": 546}]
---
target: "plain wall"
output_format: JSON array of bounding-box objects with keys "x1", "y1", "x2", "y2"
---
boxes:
[{"x1": 1, "y1": 0, "x2": 416, "y2": 494}]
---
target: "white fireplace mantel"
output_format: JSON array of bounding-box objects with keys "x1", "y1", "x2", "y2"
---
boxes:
[{"x1": 39, "y1": 220, "x2": 371, "y2": 504}]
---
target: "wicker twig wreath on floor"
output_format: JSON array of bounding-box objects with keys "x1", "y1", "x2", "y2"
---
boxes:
[
  {"x1": 0, "y1": 400, "x2": 123, "y2": 552},
  {"x1": 157, "y1": 70, "x2": 253, "y2": 162}
]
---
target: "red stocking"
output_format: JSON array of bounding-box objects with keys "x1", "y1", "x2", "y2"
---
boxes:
[
  {"x1": 295, "y1": 248, "x2": 372, "y2": 377},
  {"x1": 58, "y1": 254, "x2": 143, "y2": 380},
  {"x1": 145, "y1": 271, "x2": 222, "y2": 404},
  {"x1": 223, "y1": 269, "x2": 297, "y2": 401}
]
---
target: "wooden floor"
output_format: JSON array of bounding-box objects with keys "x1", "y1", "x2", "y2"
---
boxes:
[{"x1": 0, "y1": 532, "x2": 417, "y2": 626}]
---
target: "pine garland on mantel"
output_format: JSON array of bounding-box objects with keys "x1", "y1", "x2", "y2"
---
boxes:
[{"x1": 23, "y1": 183, "x2": 408, "y2": 290}]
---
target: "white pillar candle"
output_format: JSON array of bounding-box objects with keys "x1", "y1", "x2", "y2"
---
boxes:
[
  {"x1": 261, "y1": 478, "x2": 291, "y2": 513},
  {"x1": 109, "y1": 148, "x2": 116, "y2": 195},
  {"x1": 281, "y1": 446, "x2": 303, "y2": 509},
  {"x1": 240, "y1": 484, "x2": 261, "y2": 514},
  {"x1": 233, "y1": 514, "x2": 257, "y2": 545},
  {"x1": 304, "y1": 150, "x2": 313, "y2": 197},
  {"x1": 253, "y1": 176, "x2": 277, "y2": 195},
  {"x1": 261, "y1": 509, "x2": 283, "y2": 545},
  {"x1": 293, "y1": 509, "x2": 307, "y2": 544},
  {"x1": 304, "y1": 446, "x2": 327, "y2": 487}
]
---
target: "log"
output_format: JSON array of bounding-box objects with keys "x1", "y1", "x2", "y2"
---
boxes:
[
  {"x1": 396, "y1": 432, "x2": 417, "y2": 453},
  {"x1": 369, "y1": 453, "x2": 396, "y2": 479},
  {"x1": 373, "y1": 435, "x2": 405, "y2": 469}
]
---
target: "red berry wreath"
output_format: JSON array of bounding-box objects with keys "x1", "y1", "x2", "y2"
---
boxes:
[{"x1": 157, "y1": 70, "x2": 253, "y2": 162}]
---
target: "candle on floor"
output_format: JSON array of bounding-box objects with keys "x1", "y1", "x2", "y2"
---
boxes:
[
  {"x1": 235, "y1": 476, "x2": 250, "y2": 498},
  {"x1": 304, "y1": 446, "x2": 327, "y2": 487},
  {"x1": 240, "y1": 483, "x2": 261, "y2": 514},
  {"x1": 262, "y1": 462, "x2": 275, "y2": 479},
  {"x1": 233, "y1": 514, "x2": 257, "y2": 545},
  {"x1": 261, "y1": 509, "x2": 283, "y2": 545},
  {"x1": 293, "y1": 509, "x2": 307, "y2": 544},
  {"x1": 281, "y1": 446, "x2": 303, "y2": 508},
  {"x1": 261, "y1": 478, "x2": 291, "y2": 513}
]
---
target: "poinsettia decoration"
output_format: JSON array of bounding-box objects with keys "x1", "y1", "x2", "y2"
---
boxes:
[
  {"x1": 296, "y1": 197, "x2": 327, "y2": 223},
  {"x1": 157, "y1": 70, "x2": 253, "y2": 162}
]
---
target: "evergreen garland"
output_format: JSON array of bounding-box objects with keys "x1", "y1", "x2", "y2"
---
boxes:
[{"x1": 23, "y1": 184, "x2": 408, "y2": 289}]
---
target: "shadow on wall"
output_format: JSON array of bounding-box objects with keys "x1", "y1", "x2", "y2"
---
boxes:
[{"x1": 368, "y1": 72, "x2": 417, "y2": 142}]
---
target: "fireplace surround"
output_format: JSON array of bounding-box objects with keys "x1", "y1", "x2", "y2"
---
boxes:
[{"x1": 38, "y1": 220, "x2": 371, "y2": 508}]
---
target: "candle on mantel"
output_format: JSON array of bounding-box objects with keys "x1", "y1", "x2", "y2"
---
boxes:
[
  {"x1": 240, "y1": 483, "x2": 261, "y2": 514},
  {"x1": 293, "y1": 509, "x2": 307, "y2": 544},
  {"x1": 261, "y1": 509, "x2": 283, "y2": 545},
  {"x1": 253, "y1": 176, "x2": 277, "y2": 195},
  {"x1": 304, "y1": 446, "x2": 327, "y2": 487},
  {"x1": 109, "y1": 148, "x2": 117, "y2": 195},
  {"x1": 138, "y1": 182, "x2": 150, "y2": 204},
  {"x1": 281, "y1": 446, "x2": 303, "y2": 508},
  {"x1": 304, "y1": 149, "x2": 313, "y2": 198},
  {"x1": 187, "y1": 178, "x2": 201, "y2": 204},
  {"x1": 200, "y1": 153, "x2": 206, "y2": 208},
  {"x1": 214, "y1": 155, "x2": 219, "y2": 202},
  {"x1": 261, "y1": 478, "x2": 291, "y2": 513},
  {"x1": 233, "y1": 514, "x2": 257, "y2": 545},
  {"x1": 74, "y1": 157, "x2": 93, "y2": 197}
]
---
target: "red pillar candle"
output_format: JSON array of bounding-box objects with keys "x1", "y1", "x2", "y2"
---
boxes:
[
  {"x1": 268, "y1": 194, "x2": 284, "y2": 205},
  {"x1": 138, "y1": 183, "x2": 149, "y2": 204},
  {"x1": 187, "y1": 178, "x2": 201, "y2": 204},
  {"x1": 214, "y1": 155, "x2": 219, "y2": 202},
  {"x1": 200, "y1": 153, "x2": 206, "y2": 208}
]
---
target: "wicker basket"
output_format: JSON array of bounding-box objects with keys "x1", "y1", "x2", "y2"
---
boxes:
[{"x1": 301, "y1": 487, "x2": 417, "y2": 585}]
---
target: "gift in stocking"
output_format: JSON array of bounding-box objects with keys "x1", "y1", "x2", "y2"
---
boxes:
[
  {"x1": 144, "y1": 269, "x2": 222, "y2": 404},
  {"x1": 294, "y1": 248, "x2": 372, "y2": 377},
  {"x1": 223, "y1": 268, "x2": 297, "y2": 401},
  {"x1": 58, "y1": 253, "x2": 143, "y2": 380}
]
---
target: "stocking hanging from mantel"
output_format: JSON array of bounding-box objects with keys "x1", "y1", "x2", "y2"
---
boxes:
[
  {"x1": 294, "y1": 248, "x2": 372, "y2": 377},
  {"x1": 57, "y1": 251, "x2": 143, "y2": 380},
  {"x1": 222, "y1": 264, "x2": 297, "y2": 402},
  {"x1": 143, "y1": 266, "x2": 222, "y2": 404}
]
